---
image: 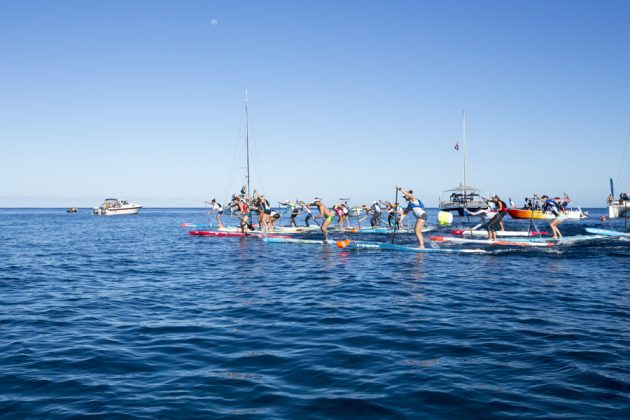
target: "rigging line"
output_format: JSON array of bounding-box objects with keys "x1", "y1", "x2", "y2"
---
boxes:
[
  {"x1": 620, "y1": 159, "x2": 630, "y2": 190},
  {"x1": 222, "y1": 109, "x2": 247, "y2": 205},
  {"x1": 248, "y1": 114, "x2": 267, "y2": 197}
]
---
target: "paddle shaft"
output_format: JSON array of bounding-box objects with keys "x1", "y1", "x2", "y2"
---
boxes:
[{"x1": 391, "y1": 187, "x2": 399, "y2": 244}]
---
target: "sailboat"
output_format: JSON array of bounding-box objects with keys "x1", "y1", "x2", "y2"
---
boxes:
[
  {"x1": 439, "y1": 112, "x2": 489, "y2": 216},
  {"x1": 607, "y1": 124, "x2": 630, "y2": 219},
  {"x1": 607, "y1": 178, "x2": 629, "y2": 218}
]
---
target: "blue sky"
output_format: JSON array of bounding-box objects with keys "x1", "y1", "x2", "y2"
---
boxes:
[{"x1": 1, "y1": 0, "x2": 629, "y2": 207}]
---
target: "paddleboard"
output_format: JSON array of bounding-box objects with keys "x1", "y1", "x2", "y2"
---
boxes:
[
  {"x1": 429, "y1": 235, "x2": 552, "y2": 247},
  {"x1": 190, "y1": 230, "x2": 247, "y2": 237},
  {"x1": 451, "y1": 229, "x2": 547, "y2": 237},
  {"x1": 181, "y1": 223, "x2": 212, "y2": 228},
  {"x1": 337, "y1": 240, "x2": 486, "y2": 254},
  {"x1": 190, "y1": 231, "x2": 290, "y2": 238},
  {"x1": 546, "y1": 234, "x2": 608, "y2": 245},
  {"x1": 358, "y1": 226, "x2": 436, "y2": 234},
  {"x1": 584, "y1": 228, "x2": 630, "y2": 237},
  {"x1": 272, "y1": 226, "x2": 321, "y2": 233},
  {"x1": 263, "y1": 237, "x2": 334, "y2": 245}
]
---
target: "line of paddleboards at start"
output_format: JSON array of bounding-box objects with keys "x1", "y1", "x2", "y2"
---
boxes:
[{"x1": 186, "y1": 223, "x2": 628, "y2": 255}]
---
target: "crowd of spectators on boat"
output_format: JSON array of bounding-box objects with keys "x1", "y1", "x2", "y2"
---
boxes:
[{"x1": 608, "y1": 193, "x2": 628, "y2": 205}]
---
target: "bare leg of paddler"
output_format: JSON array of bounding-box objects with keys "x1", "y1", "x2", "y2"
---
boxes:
[
  {"x1": 322, "y1": 217, "x2": 331, "y2": 241},
  {"x1": 415, "y1": 218, "x2": 425, "y2": 248}
]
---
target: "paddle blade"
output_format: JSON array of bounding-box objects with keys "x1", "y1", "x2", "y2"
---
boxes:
[
  {"x1": 429, "y1": 235, "x2": 445, "y2": 242},
  {"x1": 336, "y1": 239, "x2": 353, "y2": 249}
]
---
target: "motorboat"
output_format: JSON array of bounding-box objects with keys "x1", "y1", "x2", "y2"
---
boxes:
[
  {"x1": 348, "y1": 206, "x2": 364, "y2": 217},
  {"x1": 66, "y1": 207, "x2": 78, "y2": 213},
  {"x1": 439, "y1": 184, "x2": 490, "y2": 216},
  {"x1": 93, "y1": 198, "x2": 143, "y2": 216}
]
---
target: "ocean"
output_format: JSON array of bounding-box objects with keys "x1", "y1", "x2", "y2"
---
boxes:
[{"x1": 1, "y1": 208, "x2": 628, "y2": 418}]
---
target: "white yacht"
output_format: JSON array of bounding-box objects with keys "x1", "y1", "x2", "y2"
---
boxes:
[{"x1": 93, "y1": 198, "x2": 143, "y2": 216}]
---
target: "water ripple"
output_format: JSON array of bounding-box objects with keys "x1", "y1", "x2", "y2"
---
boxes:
[{"x1": 0, "y1": 209, "x2": 628, "y2": 418}]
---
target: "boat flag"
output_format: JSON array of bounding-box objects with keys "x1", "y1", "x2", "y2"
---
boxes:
[{"x1": 454, "y1": 141, "x2": 459, "y2": 151}]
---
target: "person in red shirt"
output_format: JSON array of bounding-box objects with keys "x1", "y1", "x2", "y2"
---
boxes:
[{"x1": 487, "y1": 195, "x2": 508, "y2": 241}]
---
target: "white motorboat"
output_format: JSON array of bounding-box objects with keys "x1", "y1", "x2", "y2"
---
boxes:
[
  {"x1": 566, "y1": 207, "x2": 589, "y2": 219},
  {"x1": 93, "y1": 198, "x2": 143, "y2": 216},
  {"x1": 348, "y1": 206, "x2": 364, "y2": 217}
]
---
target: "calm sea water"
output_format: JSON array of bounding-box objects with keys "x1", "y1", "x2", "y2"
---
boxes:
[{"x1": 1, "y1": 208, "x2": 628, "y2": 418}]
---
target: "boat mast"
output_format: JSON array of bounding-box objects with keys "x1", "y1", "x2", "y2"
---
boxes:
[
  {"x1": 462, "y1": 111, "x2": 467, "y2": 197},
  {"x1": 245, "y1": 88, "x2": 250, "y2": 197}
]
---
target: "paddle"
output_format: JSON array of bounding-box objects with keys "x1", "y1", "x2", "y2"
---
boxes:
[
  {"x1": 463, "y1": 193, "x2": 471, "y2": 237},
  {"x1": 205, "y1": 202, "x2": 213, "y2": 230},
  {"x1": 528, "y1": 195, "x2": 537, "y2": 236},
  {"x1": 391, "y1": 186, "x2": 400, "y2": 244},
  {"x1": 232, "y1": 210, "x2": 256, "y2": 232}
]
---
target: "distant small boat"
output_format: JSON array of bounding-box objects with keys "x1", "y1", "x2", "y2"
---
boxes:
[
  {"x1": 93, "y1": 198, "x2": 143, "y2": 216},
  {"x1": 348, "y1": 206, "x2": 363, "y2": 217},
  {"x1": 66, "y1": 207, "x2": 78, "y2": 213}
]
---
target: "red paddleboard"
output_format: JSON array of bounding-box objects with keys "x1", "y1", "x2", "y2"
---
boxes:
[
  {"x1": 189, "y1": 231, "x2": 290, "y2": 238},
  {"x1": 190, "y1": 231, "x2": 246, "y2": 237}
]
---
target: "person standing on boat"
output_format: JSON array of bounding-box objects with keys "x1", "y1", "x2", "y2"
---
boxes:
[
  {"x1": 205, "y1": 199, "x2": 224, "y2": 229},
  {"x1": 310, "y1": 198, "x2": 334, "y2": 241},
  {"x1": 397, "y1": 187, "x2": 426, "y2": 248},
  {"x1": 541, "y1": 195, "x2": 567, "y2": 239},
  {"x1": 486, "y1": 195, "x2": 508, "y2": 241}
]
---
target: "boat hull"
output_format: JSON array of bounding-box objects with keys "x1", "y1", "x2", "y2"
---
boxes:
[
  {"x1": 93, "y1": 205, "x2": 143, "y2": 216},
  {"x1": 608, "y1": 202, "x2": 629, "y2": 218},
  {"x1": 507, "y1": 209, "x2": 587, "y2": 220},
  {"x1": 506, "y1": 209, "x2": 552, "y2": 220}
]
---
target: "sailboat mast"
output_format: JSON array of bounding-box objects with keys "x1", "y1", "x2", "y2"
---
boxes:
[
  {"x1": 462, "y1": 111, "x2": 467, "y2": 195},
  {"x1": 245, "y1": 88, "x2": 250, "y2": 197}
]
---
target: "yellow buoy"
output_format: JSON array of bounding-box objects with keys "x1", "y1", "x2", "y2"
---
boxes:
[{"x1": 437, "y1": 211, "x2": 453, "y2": 225}]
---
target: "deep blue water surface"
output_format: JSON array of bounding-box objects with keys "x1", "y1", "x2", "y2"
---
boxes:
[{"x1": 1, "y1": 208, "x2": 629, "y2": 418}]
